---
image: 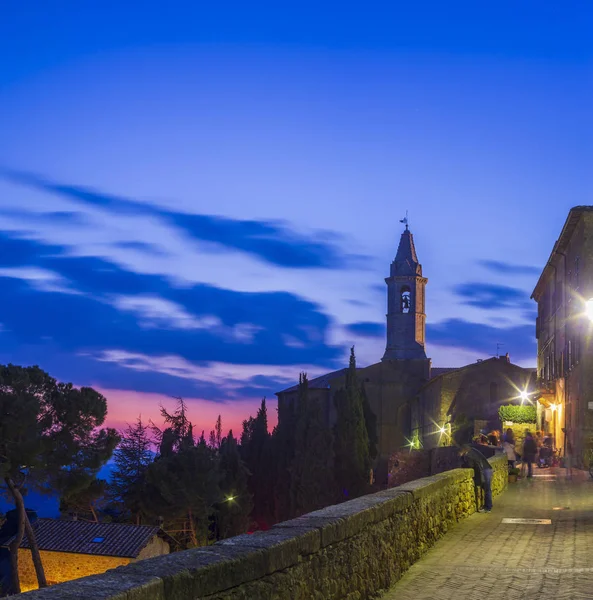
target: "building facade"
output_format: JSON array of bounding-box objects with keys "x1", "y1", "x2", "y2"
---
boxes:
[{"x1": 532, "y1": 206, "x2": 593, "y2": 466}]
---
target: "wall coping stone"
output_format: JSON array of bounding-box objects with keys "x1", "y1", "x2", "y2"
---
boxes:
[{"x1": 21, "y1": 455, "x2": 507, "y2": 600}]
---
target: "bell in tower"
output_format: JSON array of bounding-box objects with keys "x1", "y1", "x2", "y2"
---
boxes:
[{"x1": 382, "y1": 222, "x2": 428, "y2": 361}]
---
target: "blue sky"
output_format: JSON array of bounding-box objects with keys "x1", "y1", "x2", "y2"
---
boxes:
[{"x1": 1, "y1": 1, "x2": 592, "y2": 430}]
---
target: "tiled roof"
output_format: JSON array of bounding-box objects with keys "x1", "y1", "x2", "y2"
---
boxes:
[
  {"x1": 1, "y1": 519, "x2": 160, "y2": 558},
  {"x1": 276, "y1": 368, "x2": 352, "y2": 394}
]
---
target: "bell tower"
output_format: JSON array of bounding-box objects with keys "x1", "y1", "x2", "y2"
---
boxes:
[{"x1": 382, "y1": 223, "x2": 427, "y2": 361}]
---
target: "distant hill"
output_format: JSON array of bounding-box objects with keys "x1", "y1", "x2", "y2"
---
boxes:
[{"x1": 0, "y1": 462, "x2": 116, "y2": 518}]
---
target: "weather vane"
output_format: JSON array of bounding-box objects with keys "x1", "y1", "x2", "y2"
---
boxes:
[{"x1": 399, "y1": 210, "x2": 409, "y2": 230}]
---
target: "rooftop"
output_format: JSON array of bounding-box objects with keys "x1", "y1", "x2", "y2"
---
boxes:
[
  {"x1": 0, "y1": 518, "x2": 161, "y2": 558},
  {"x1": 276, "y1": 367, "x2": 351, "y2": 394},
  {"x1": 532, "y1": 205, "x2": 593, "y2": 300}
]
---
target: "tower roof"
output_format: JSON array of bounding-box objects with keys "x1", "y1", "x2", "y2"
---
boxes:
[{"x1": 391, "y1": 227, "x2": 422, "y2": 276}]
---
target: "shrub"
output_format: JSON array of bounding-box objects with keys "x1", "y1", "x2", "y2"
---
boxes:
[{"x1": 498, "y1": 404, "x2": 537, "y2": 424}]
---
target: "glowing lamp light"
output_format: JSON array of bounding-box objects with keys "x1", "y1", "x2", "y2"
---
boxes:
[
  {"x1": 439, "y1": 426, "x2": 447, "y2": 435},
  {"x1": 586, "y1": 298, "x2": 593, "y2": 322},
  {"x1": 520, "y1": 391, "x2": 529, "y2": 403},
  {"x1": 550, "y1": 403, "x2": 557, "y2": 412},
  {"x1": 226, "y1": 496, "x2": 235, "y2": 502}
]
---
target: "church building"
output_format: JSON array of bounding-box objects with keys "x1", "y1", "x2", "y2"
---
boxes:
[{"x1": 276, "y1": 224, "x2": 535, "y2": 477}]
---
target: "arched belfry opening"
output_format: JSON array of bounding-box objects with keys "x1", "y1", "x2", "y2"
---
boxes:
[{"x1": 400, "y1": 286, "x2": 411, "y2": 313}]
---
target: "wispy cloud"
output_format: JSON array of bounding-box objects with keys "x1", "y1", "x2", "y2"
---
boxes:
[
  {"x1": 0, "y1": 266, "x2": 80, "y2": 294},
  {"x1": 454, "y1": 282, "x2": 531, "y2": 311},
  {"x1": 1, "y1": 168, "x2": 367, "y2": 270},
  {"x1": 344, "y1": 321, "x2": 385, "y2": 338},
  {"x1": 479, "y1": 260, "x2": 541, "y2": 276}
]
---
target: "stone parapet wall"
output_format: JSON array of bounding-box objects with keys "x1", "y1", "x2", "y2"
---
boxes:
[{"x1": 22, "y1": 456, "x2": 507, "y2": 600}]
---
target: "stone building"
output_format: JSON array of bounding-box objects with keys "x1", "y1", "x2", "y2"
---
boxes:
[
  {"x1": 276, "y1": 224, "x2": 535, "y2": 475},
  {"x1": 414, "y1": 355, "x2": 536, "y2": 449},
  {"x1": 531, "y1": 206, "x2": 593, "y2": 466},
  {"x1": 0, "y1": 514, "x2": 169, "y2": 592}
]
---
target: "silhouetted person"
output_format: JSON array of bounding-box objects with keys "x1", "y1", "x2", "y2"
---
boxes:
[
  {"x1": 523, "y1": 431, "x2": 537, "y2": 478},
  {"x1": 459, "y1": 445, "x2": 493, "y2": 512}
]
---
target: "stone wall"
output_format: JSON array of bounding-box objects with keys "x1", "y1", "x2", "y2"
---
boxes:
[
  {"x1": 21, "y1": 456, "x2": 507, "y2": 600},
  {"x1": 17, "y1": 550, "x2": 130, "y2": 592}
]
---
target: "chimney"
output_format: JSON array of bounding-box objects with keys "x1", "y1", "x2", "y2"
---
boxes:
[{"x1": 505, "y1": 352, "x2": 510, "y2": 363}]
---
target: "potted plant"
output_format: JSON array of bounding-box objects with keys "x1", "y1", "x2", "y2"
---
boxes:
[{"x1": 508, "y1": 467, "x2": 520, "y2": 483}]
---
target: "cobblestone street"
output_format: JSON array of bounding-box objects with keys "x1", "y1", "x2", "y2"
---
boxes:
[{"x1": 382, "y1": 469, "x2": 593, "y2": 600}]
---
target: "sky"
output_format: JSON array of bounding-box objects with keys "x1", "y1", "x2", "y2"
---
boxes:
[{"x1": 1, "y1": 1, "x2": 592, "y2": 435}]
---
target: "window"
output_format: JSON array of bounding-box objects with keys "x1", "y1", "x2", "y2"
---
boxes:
[
  {"x1": 91, "y1": 537, "x2": 105, "y2": 543},
  {"x1": 401, "y1": 286, "x2": 411, "y2": 313}
]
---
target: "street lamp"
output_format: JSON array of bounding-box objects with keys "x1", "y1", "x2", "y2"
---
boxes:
[
  {"x1": 520, "y1": 390, "x2": 529, "y2": 404},
  {"x1": 586, "y1": 298, "x2": 593, "y2": 321}
]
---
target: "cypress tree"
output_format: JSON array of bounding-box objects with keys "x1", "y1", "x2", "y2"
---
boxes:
[
  {"x1": 240, "y1": 399, "x2": 274, "y2": 529},
  {"x1": 333, "y1": 347, "x2": 371, "y2": 499},
  {"x1": 361, "y1": 383, "x2": 379, "y2": 461},
  {"x1": 290, "y1": 373, "x2": 336, "y2": 515},
  {"x1": 217, "y1": 430, "x2": 253, "y2": 539},
  {"x1": 272, "y1": 395, "x2": 297, "y2": 522}
]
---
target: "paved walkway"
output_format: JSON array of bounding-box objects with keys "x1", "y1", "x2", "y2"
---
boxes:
[{"x1": 382, "y1": 468, "x2": 593, "y2": 600}]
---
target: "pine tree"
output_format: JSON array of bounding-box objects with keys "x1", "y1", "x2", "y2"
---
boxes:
[
  {"x1": 0, "y1": 365, "x2": 118, "y2": 594},
  {"x1": 60, "y1": 478, "x2": 106, "y2": 523},
  {"x1": 217, "y1": 430, "x2": 253, "y2": 539},
  {"x1": 109, "y1": 417, "x2": 153, "y2": 524},
  {"x1": 290, "y1": 373, "x2": 336, "y2": 516},
  {"x1": 333, "y1": 347, "x2": 371, "y2": 500}
]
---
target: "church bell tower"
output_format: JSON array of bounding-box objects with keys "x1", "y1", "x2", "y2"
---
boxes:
[{"x1": 382, "y1": 223, "x2": 427, "y2": 361}]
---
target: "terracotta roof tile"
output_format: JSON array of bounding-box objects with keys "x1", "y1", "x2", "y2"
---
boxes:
[{"x1": 1, "y1": 519, "x2": 160, "y2": 558}]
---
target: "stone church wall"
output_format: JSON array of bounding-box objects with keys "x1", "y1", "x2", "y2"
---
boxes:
[{"x1": 22, "y1": 456, "x2": 507, "y2": 600}]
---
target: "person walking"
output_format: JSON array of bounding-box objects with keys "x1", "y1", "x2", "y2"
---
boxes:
[
  {"x1": 523, "y1": 430, "x2": 537, "y2": 478},
  {"x1": 502, "y1": 434, "x2": 517, "y2": 469},
  {"x1": 459, "y1": 445, "x2": 494, "y2": 512},
  {"x1": 565, "y1": 436, "x2": 573, "y2": 480}
]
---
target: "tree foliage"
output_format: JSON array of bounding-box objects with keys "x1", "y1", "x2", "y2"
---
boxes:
[
  {"x1": 60, "y1": 478, "x2": 106, "y2": 523},
  {"x1": 333, "y1": 347, "x2": 371, "y2": 500},
  {"x1": 290, "y1": 374, "x2": 336, "y2": 515},
  {"x1": 271, "y1": 396, "x2": 296, "y2": 523},
  {"x1": 0, "y1": 364, "x2": 118, "y2": 595},
  {"x1": 498, "y1": 404, "x2": 537, "y2": 424},
  {"x1": 109, "y1": 417, "x2": 153, "y2": 524},
  {"x1": 240, "y1": 399, "x2": 274, "y2": 529},
  {"x1": 217, "y1": 430, "x2": 253, "y2": 538},
  {"x1": 361, "y1": 383, "x2": 378, "y2": 461},
  {"x1": 144, "y1": 436, "x2": 220, "y2": 549}
]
